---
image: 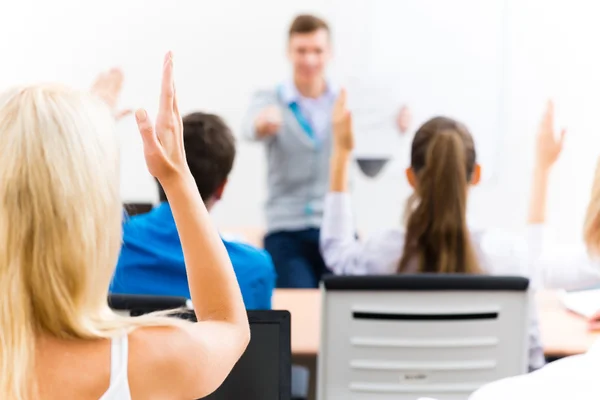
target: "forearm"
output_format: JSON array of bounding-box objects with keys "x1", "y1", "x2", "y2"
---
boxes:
[
  {"x1": 528, "y1": 165, "x2": 550, "y2": 224},
  {"x1": 330, "y1": 151, "x2": 351, "y2": 192},
  {"x1": 162, "y1": 173, "x2": 246, "y2": 325}
]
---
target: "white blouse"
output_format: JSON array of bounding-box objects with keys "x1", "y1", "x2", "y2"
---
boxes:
[
  {"x1": 321, "y1": 192, "x2": 600, "y2": 290},
  {"x1": 320, "y1": 192, "x2": 600, "y2": 371},
  {"x1": 469, "y1": 340, "x2": 600, "y2": 400}
]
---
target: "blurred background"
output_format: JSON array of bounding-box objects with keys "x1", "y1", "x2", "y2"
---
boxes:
[{"x1": 1, "y1": 0, "x2": 599, "y2": 245}]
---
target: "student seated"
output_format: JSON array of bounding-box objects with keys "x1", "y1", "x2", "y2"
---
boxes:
[
  {"x1": 0, "y1": 53, "x2": 249, "y2": 399},
  {"x1": 526, "y1": 101, "x2": 600, "y2": 289},
  {"x1": 320, "y1": 90, "x2": 544, "y2": 370},
  {"x1": 469, "y1": 105, "x2": 600, "y2": 399},
  {"x1": 111, "y1": 111, "x2": 276, "y2": 310}
]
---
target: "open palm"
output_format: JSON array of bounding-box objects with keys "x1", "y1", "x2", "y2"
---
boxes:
[
  {"x1": 90, "y1": 68, "x2": 131, "y2": 120},
  {"x1": 135, "y1": 52, "x2": 189, "y2": 184},
  {"x1": 536, "y1": 100, "x2": 566, "y2": 169},
  {"x1": 332, "y1": 88, "x2": 354, "y2": 153}
]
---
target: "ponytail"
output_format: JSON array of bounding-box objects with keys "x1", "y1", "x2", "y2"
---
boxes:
[{"x1": 398, "y1": 118, "x2": 481, "y2": 274}]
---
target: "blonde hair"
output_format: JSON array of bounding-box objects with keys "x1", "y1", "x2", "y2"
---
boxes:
[
  {"x1": 0, "y1": 85, "x2": 183, "y2": 399},
  {"x1": 584, "y1": 158, "x2": 600, "y2": 256}
]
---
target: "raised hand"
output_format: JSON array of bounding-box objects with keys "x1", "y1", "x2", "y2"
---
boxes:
[
  {"x1": 254, "y1": 105, "x2": 282, "y2": 138},
  {"x1": 535, "y1": 100, "x2": 566, "y2": 170},
  {"x1": 135, "y1": 52, "x2": 189, "y2": 184},
  {"x1": 589, "y1": 310, "x2": 600, "y2": 331},
  {"x1": 396, "y1": 105, "x2": 412, "y2": 134},
  {"x1": 332, "y1": 88, "x2": 354, "y2": 153},
  {"x1": 90, "y1": 68, "x2": 131, "y2": 120}
]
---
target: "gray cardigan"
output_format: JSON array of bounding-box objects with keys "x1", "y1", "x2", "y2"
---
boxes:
[{"x1": 242, "y1": 88, "x2": 333, "y2": 233}]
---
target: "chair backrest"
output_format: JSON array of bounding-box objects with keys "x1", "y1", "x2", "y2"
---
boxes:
[
  {"x1": 108, "y1": 293, "x2": 191, "y2": 317},
  {"x1": 317, "y1": 274, "x2": 530, "y2": 400}
]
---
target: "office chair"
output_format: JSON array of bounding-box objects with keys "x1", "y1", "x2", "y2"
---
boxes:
[{"x1": 317, "y1": 274, "x2": 530, "y2": 400}]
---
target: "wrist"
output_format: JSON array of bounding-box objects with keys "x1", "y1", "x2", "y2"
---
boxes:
[
  {"x1": 533, "y1": 162, "x2": 551, "y2": 176},
  {"x1": 159, "y1": 170, "x2": 195, "y2": 196},
  {"x1": 332, "y1": 149, "x2": 352, "y2": 162}
]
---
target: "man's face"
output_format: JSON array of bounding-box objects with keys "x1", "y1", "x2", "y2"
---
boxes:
[{"x1": 288, "y1": 29, "x2": 331, "y2": 84}]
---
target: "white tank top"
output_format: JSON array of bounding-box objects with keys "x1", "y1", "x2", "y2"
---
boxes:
[{"x1": 99, "y1": 334, "x2": 131, "y2": 400}]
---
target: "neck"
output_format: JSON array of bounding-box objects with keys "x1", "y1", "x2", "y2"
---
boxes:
[{"x1": 294, "y1": 76, "x2": 326, "y2": 98}]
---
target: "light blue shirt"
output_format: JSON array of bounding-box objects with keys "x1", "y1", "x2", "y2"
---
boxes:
[
  {"x1": 280, "y1": 80, "x2": 337, "y2": 142},
  {"x1": 111, "y1": 202, "x2": 276, "y2": 310},
  {"x1": 242, "y1": 85, "x2": 338, "y2": 232}
]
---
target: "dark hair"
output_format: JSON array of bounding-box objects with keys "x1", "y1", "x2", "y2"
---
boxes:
[
  {"x1": 288, "y1": 14, "x2": 330, "y2": 38},
  {"x1": 157, "y1": 112, "x2": 235, "y2": 203},
  {"x1": 398, "y1": 117, "x2": 481, "y2": 275}
]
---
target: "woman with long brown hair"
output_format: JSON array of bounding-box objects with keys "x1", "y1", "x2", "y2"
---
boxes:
[{"x1": 320, "y1": 90, "x2": 544, "y2": 370}]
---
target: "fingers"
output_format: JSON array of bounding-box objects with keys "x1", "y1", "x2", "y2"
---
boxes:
[
  {"x1": 91, "y1": 72, "x2": 107, "y2": 93},
  {"x1": 158, "y1": 51, "x2": 175, "y2": 116},
  {"x1": 264, "y1": 106, "x2": 282, "y2": 125},
  {"x1": 333, "y1": 88, "x2": 348, "y2": 116},
  {"x1": 541, "y1": 99, "x2": 554, "y2": 133},
  {"x1": 135, "y1": 109, "x2": 160, "y2": 150},
  {"x1": 559, "y1": 128, "x2": 567, "y2": 145},
  {"x1": 115, "y1": 109, "x2": 133, "y2": 120},
  {"x1": 107, "y1": 68, "x2": 124, "y2": 100}
]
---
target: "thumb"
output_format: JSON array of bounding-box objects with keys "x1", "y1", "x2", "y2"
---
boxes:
[
  {"x1": 333, "y1": 88, "x2": 347, "y2": 115},
  {"x1": 559, "y1": 128, "x2": 566, "y2": 146},
  {"x1": 135, "y1": 109, "x2": 160, "y2": 151},
  {"x1": 116, "y1": 109, "x2": 133, "y2": 120}
]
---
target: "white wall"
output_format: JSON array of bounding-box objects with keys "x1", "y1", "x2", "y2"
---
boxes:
[{"x1": 1, "y1": 0, "x2": 598, "y2": 244}]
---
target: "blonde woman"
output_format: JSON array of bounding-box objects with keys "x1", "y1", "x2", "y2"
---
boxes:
[
  {"x1": 0, "y1": 52, "x2": 249, "y2": 399},
  {"x1": 527, "y1": 101, "x2": 600, "y2": 289},
  {"x1": 470, "y1": 156, "x2": 600, "y2": 399}
]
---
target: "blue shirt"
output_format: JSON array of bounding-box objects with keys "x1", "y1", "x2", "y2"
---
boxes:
[{"x1": 111, "y1": 202, "x2": 276, "y2": 310}]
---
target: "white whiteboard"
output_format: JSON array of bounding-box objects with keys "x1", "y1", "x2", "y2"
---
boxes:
[{"x1": 329, "y1": 0, "x2": 507, "y2": 180}]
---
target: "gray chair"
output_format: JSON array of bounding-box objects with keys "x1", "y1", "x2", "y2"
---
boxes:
[{"x1": 317, "y1": 275, "x2": 530, "y2": 400}]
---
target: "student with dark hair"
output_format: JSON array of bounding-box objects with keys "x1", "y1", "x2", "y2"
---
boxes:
[
  {"x1": 112, "y1": 112, "x2": 276, "y2": 310},
  {"x1": 243, "y1": 14, "x2": 412, "y2": 288},
  {"x1": 321, "y1": 90, "x2": 544, "y2": 370}
]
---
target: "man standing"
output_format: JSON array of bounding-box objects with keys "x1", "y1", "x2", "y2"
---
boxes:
[{"x1": 243, "y1": 14, "x2": 410, "y2": 288}]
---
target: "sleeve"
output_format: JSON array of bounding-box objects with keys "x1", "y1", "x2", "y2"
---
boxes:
[
  {"x1": 241, "y1": 90, "x2": 278, "y2": 142},
  {"x1": 320, "y1": 192, "x2": 400, "y2": 275},
  {"x1": 526, "y1": 225, "x2": 600, "y2": 290},
  {"x1": 533, "y1": 246, "x2": 600, "y2": 290},
  {"x1": 254, "y1": 250, "x2": 277, "y2": 310}
]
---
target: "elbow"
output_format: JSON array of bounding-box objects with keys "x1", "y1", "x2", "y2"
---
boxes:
[{"x1": 234, "y1": 321, "x2": 251, "y2": 360}]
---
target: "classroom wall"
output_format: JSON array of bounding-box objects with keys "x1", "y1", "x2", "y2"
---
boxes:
[{"x1": 1, "y1": 0, "x2": 599, "y2": 245}]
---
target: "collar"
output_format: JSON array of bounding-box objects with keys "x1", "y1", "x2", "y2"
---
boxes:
[
  {"x1": 280, "y1": 79, "x2": 338, "y2": 105},
  {"x1": 153, "y1": 201, "x2": 175, "y2": 222}
]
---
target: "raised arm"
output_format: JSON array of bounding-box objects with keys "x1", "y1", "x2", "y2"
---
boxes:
[
  {"x1": 321, "y1": 90, "x2": 395, "y2": 275},
  {"x1": 528, "y1": 100, "x2": 565, "y2": 224},
  {"x1": 131, "y1": 52, "x2": 249, "y2": 400},
  {"x1": 241, "y1": 90, "x2": 282, "y2": 141}
]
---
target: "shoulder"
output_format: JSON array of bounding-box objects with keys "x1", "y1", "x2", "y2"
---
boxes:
[
  {"x1": 473, "y1": 228, "x2": 530, "y2": 275},
  {"x1": 362, "y1": 229, "x2": 406, "y2": 274},
  {"x1": 365, "y1": 229, "x2": 406, "y2": 249},
  {"x1": 127, "y1": 325, "x2": 194, "y2": 399},
  {"x1": 248, "y1": 88, "x2": 280, "y2": 105},
  {"x1": 121, "y1": 210, "x2": 154, "y2": 236},
  {"x1": 127, "y1": 322, "x2": 247, "y2": 400},
  {"x1": 222, "y1": 239, "x2": 275, "y2": 275}
]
